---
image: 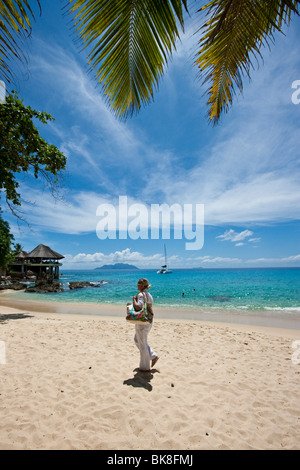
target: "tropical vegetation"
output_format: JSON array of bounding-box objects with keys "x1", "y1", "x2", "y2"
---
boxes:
[
  {"x1": 0, "y1": 212, "x2": 14, "y2": 270},
  {"x1": 0, "y1": 91, "x2": 66, "y2": 209}
]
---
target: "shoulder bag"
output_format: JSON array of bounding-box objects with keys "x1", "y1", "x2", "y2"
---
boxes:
[{"x1": 126, "y1": 292, "x2": 153, "y2": 324}]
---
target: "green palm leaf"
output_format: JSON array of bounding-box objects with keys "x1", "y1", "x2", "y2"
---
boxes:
[
  {"x1": 68, "y1": 0, "x2": 188, "y2": 118},
  {"x1": 196, "y1": 0, "x2": 300, "y2": 123},
  {"x1": 2, "y1": 1, "x2": 298, "y2": 123},
  {"x1": 0, "y1": 0, "x2": 41, "y2": 83}
]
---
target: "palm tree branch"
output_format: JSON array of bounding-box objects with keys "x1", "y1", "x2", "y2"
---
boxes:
[
  {"x1": 196, "y1": 0, "x2": 300, "y2": 123},
  {"x1": 0, "y1": 0, "x2": 41, "y2": 83},
  {"x1": 68, "y1": 0, "x2": 188, "y2": 118}
]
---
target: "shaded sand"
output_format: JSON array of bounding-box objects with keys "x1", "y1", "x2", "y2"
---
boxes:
[{"x1": 0, "y1": 302, "x2": 300, "y2": 450}]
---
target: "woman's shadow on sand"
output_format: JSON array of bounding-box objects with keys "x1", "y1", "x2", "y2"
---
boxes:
[
  {"x1": 123, "y1": 368, "x2": 159, "y2": 392},
  {"x1": 0, "y1": 312, "x2": 33, "y2": 324}
]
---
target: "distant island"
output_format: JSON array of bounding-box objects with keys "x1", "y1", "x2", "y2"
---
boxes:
[{"x1": 95, "y1": 263, "x2": 139, "y2": 270}]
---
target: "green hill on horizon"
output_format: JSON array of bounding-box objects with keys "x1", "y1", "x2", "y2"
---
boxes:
[{"x1": 94, "y1": 263, "x2": 139, "y2": 270}]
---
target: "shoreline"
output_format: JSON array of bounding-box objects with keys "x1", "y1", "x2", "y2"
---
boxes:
[{"x1": 1, "y1": 291, "x2": 300, "y2": 333}]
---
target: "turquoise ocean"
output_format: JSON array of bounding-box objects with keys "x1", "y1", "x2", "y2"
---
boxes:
[{"x1": 5, "y1": 268, "x2": 300, "y2": 327}]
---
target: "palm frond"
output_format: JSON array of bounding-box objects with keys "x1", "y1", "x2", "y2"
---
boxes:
[
  {"x1": 196, "y1": 0, "x2": 300, "y2": 124},
  {"x1": 0, "y1": 1, "x2": 41, "y2": 83},
  {"x1": 68, "y1": 0, "x2": 188, "y2": 118}
]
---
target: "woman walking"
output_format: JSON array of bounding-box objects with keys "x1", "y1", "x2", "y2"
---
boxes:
[{"x1": 133, "y1": 278, "x2": 159, "y2": 372}]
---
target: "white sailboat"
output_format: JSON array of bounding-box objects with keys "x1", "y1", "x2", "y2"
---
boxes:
[{"x1": 157, "y1": 245, "x2": 172, "y2": 274}]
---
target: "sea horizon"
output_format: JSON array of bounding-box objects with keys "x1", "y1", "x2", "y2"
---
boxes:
[
  {"x1": 2, "y1": 267, "x2": 299, "y2": 325},
  {"x1": 63, "y1": 266, "x2": 300, "y2": 270}
]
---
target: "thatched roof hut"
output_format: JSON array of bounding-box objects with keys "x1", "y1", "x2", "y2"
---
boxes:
[
  {"x1": 9, "y1": 244, "x2": 64, "y2": 280},
  {"x1": 15, "y1": 250, "x2": 28, "y2": 259},
  {"x1": 26, "y1": 244, "x2": 64, "y2": 260}
]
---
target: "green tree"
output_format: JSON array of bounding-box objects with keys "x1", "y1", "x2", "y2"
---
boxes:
[
  {"x1": 13, "y1": 242, "x2": 23, "y2": 254},
  {"x1": 0, "y1": 1, "x2": 299, "y2": 123},
  {"x1": 0, "y1": 91, "x2": 66, "y2": 208},
  {"x1": 0, "y1": 212, "x2": 14, "y2": 270}
]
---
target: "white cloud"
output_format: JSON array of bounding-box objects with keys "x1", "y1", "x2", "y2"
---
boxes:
[
  {"x1": 63, "y1": 249, "x2": 246, "y2": 269},
  {"x1": 191, "y1": 256, "x2": 242, "y2": 265},
  {"x1": 55, "y1": 249, "x2": 300, "y2": 269},
  {"x1": 217, "y1": 229, "x2": 253, "y2": 243},
  {"x1": 10, "y1": 186, "x2": 108, "y2": 235},
  {"x1": 282, "y1": 254, "x2": 300, "y2": 262},
  {"x1": 141, "y1": 29, "x2": 300, "y2": 225},
  {"x1": 247, "y1": 254, "x2": 300, "y2": 266},
  {"x1": 217, "y1": 229, "x2": 259, "y2": 247},
  {"x1": 12, "y1": 188, "x2": 204, "y2": 238},
  {"x1": 216, "y1": 230, "x2": 263, "y2": 247},
  {"x1": 35, "y1": 42, "x2": 150, "y2": 154},
  {"x1": 139, "y1": 142, "x2": 300, "y2": 226},
  {"x1": 62, "y1": 248, "x2": 178, "y2": 269}
]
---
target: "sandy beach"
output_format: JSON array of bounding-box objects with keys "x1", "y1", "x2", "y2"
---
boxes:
[{"x1": 1, "y1": 297, "x2": 300, "y2": 450}]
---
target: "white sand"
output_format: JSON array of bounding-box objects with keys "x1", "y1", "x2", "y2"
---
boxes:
[{"x1": 0, "y1": 299, "x2": 300, "y2": 450}]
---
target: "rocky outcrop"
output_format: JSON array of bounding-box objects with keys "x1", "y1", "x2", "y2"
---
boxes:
[
  {"x1": 1, "y1": 274, "x2": 106, "y2": 294},
  {"x1": 69, "y1": 281, "x2": 105, "y2": 290},
  {"x1": 7, "y1": 272, "x2": 36, "y2": 281},
  {"x1": 0, "y1": 281, "x2": 27, "y2": 291},
  {"x1": 25, "y1": 274, "x2": 63, "y2": 293},
  {"x1": 25, "y1": 270, "x2": 37, "y2": 281},
  {"x1": 69, "y1": 281, "x2": 93, "y2": 290}
]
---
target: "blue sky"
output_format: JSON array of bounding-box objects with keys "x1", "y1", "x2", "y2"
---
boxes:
[{"x1": 2, "y1": 1, "x2": 300, "y2": 269}]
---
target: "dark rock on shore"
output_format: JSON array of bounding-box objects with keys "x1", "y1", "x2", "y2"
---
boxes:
[
  {"x1": 25, "y1": 275, "x2": 63, "y2": 293},
  {"x1": 5, "y1": 272, "x2": 37, "y2": 281},
  {"x1": 69, "y1": 281, "x2": 104, "y2": 290},
  {"x1": 0, "y1": 271, "x2": 36, "y2": 291},
  {"x1": 26, "y1": 283, "x2": 63, "y2": 293},
  {"x1": 0, "y1": 281, "x2": 27, "y2": 291},
  {"x1": 1, "y1": 275, "x2": 106, "y2": 294},
  {"x1": 69, "y1": 281, "x2": 93, "y2": 290}
]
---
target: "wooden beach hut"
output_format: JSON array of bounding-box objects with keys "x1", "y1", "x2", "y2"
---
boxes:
[
  {"x1": 13, "y1": 250, "x2": 29, "y2": 274},
  {"x1": 9, "y1": 244, "x2": 64, "y2": 279},
  {"x1": 25, "y1": 244, "x2": 64, "y2": 279},
  {"x1": 15, "y1": 250, "x2": 29, "y2": 261}
]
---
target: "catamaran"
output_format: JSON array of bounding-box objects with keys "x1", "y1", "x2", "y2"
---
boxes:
[{"x1": 157, "y1": 245, "x2": 172, "y2": 274}]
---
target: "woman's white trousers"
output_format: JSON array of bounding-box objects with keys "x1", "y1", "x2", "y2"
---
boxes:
[{"x1": 134, "y1": 323, "x2": 156, "y2": 371}]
